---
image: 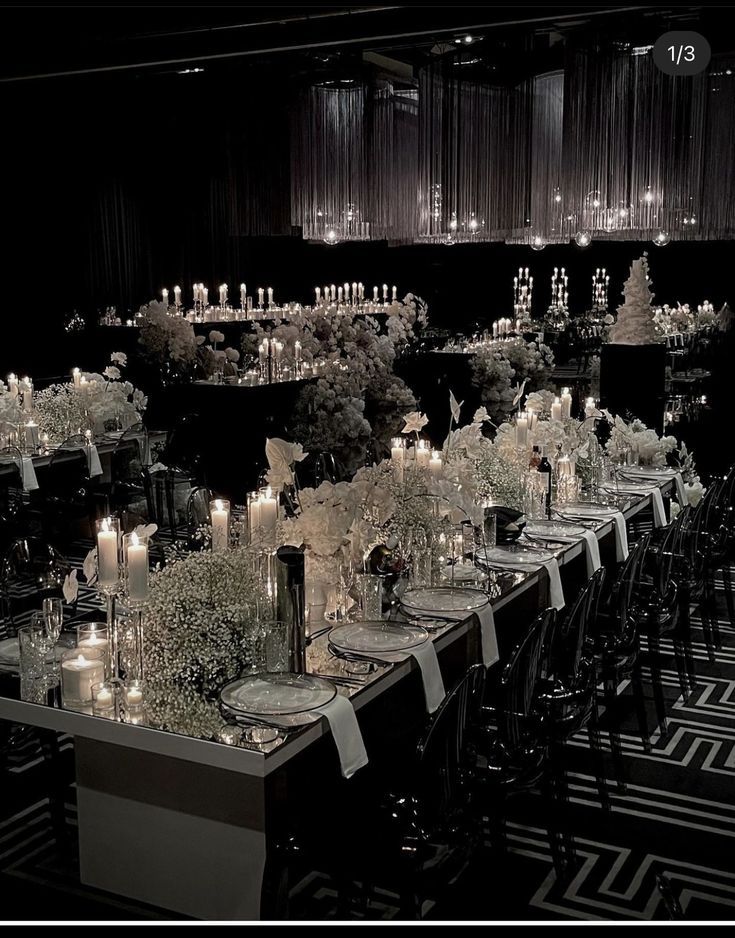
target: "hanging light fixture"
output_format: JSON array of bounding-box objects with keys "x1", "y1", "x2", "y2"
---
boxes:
[
  {"x1": 574, "y1": 230, "x2": 592, "y2": 247},
  {"x1": 653, "y1": 229, "x2": 671, "y2": 246}
]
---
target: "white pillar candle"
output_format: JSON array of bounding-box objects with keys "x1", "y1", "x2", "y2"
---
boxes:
[
  {"x1": 267, "y1": 287, "x2": 274, "y2": 307},
  {"x1": 97, "y1": 519, "x2": 119, "y2": 587},
  {"x1": 492, "y1": 321, "x2": 498, "y2": 338},
  {"x1": 259, "y1": 488, "x2": 278, "y2": 542},
  {"x1": 210, "y1": 499, "x2": 230, "y2": 552},
  {"x1": 219, "y1": 283, "x2": 228, "y2": 306},
  {"x1": 585, "y1": 397, "x2": 597, "y2": 417},
  {"x1": 330, "y1": 284, "x2": 336, "y2": 302},
  {"x1": 373, "y1": 286, "x2": 379, "y2": 302},
  {"x1": 337, "y1": 286, "x2": 343, "y2": 303},
  {"x1": 391, "y1": 437, "x2": 405, "y2": 464},
  {"x1": 294, "y1": 340, "x2": 302, "y2": 361},
  {"x1": 560, "y1": 388, "x2": 572, "y2": 419},
  {"x1": 174, "y1": 285, "x2": 182, "y2": 307},
  {"x1": 72, "y1": 368, "x2": 81, "y2": 389},
  {"x1": 392, "y1": 285, "x2": 397, "y2": 301},
  {"x1": 258, "y1": 288, "x2": 264, "y2": 307},
  {"x1": 21, "y1": 378, "x2": 32, "y2": 412},
  {"x1": 125, "y1": 684, "x2": 144, "y2": 707},
  {"x1": 551, "y1": 397, "x2": 562, "y2": 421},
  {"x1": 202, "y1": 287, "x2": 209, "y2": 306},
  {"x1": 94, "y1": 686, "x2": 114, "y2": 709},
  {"x1": 7, "y1": 374, "x2": 18, "y2": 398},
  {"x1": 162, "y1": 288, "x2": 169, "y2": 305},
  {"x1": 429, "y1": 450, "x2": 443, "y2": 477},
  {"x1": 358, "y1": 282, "x2": 364, "y2": 300},
  {"x1": 382, "y1": 283, "x2": 388, "y2": 301},
  {"x1": 516, "y1": 413, "x2": 529, "y2": 447},
  {"x1": 351, "y1": 281, "x2": 357, "y2": 301},
  {"x1": 126, "y1": 532, "x2": 149, "y2": 601},
  {"x1": 78, "y1": 631, "x2": 109, "y2": 655},
  {"x1": 315, "y1": 286, "x2": 321, "y2": 304},
  {"x1": 61, "y1": 653, "x2": 105, "y2": 705},
  {"x1": 415, "y1": 440, "x2": 431, "y2": 469},
  {"x1": 248, "y1": 493, "x2": 262, "y2": 540}
]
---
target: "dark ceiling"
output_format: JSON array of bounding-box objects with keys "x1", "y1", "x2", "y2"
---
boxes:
[{"x1": 0, "y1": 3, "x2": 731, "y2": 84}]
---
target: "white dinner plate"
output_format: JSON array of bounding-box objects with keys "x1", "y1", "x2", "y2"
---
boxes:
[
  {"x1": 329, "y1": 621, "x2": 428, "y2": 655},
  {"x1": 220, "y1": 672, "x2": 336, "y2": 716},
  {"x1": 401, "y1": 587, "x2": 488, "y2": 614},
  {"x1": 476, "y1": 545, "x2": 555, "y2": 566}
]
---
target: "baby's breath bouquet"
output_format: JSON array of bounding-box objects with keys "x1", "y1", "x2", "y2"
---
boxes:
[{"x1": 142, "y1": 547, "x2": 268, "y2": 738}]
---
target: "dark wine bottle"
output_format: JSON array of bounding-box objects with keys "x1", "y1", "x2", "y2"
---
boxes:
[{"x1": 538, "y1": 450, "x2": 552, "y2": 518}]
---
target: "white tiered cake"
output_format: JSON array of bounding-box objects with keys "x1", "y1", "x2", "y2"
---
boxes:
[{"x1": 608, "y1": 255, "x2": 658, "y2": 345}]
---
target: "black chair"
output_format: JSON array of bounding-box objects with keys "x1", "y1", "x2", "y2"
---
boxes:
[
  {"x1": 0, "y1": 537, "x2": 75, "y2": 635},
  {"x1": 654, "y1": 871, "x2": 686, "y2": 920},
  {"x1": 0, "y1": 445, "x2": 26, "y2": 534},
  {"x1": 470, "y1": 610, "x2": 569, "y2": 872},
  {"x1": 152, "y1": 414, "x2": 207, "y2": 537},
  {"x1": 266, "y1": 664, "x2": 486, "y2": 920},
  {"x1": 41, "y1": 440, "x2": 98, "y2": 542},
  {"x1": 107, "y1": 423, "x2": 154, "y2": 519},
  {"x1": 535, "y1": 568, "x2": 609, "y2": 806},
  {"x1": 590, "y1": 539, "x2": 651, "y2": 778}
]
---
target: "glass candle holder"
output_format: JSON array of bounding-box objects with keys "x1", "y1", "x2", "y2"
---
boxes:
[
  {"x1": 96, "y1": 516, "x2": 121, "y2": 588},
  {"x1": 556, "y1": 473, "x2": 581, "y2": 505},
  {"x1": 91, "y1": 681, "x2": 117, "y2": 715},
  {"x1": 210, "y1": 498, "x2": 231, "y2": 552},
  {"x1": 122, "y1": 679, "x2": 145, "y2": 709},
  {"x1": 123, "y1": 531, "x2": 149, "y2": 602},
  {"x1": 77, "y1": 623, "x2": 110, "y2": 676},
  {"x1": 61, "y1": 646, "x2": 106, "y2": 708}
]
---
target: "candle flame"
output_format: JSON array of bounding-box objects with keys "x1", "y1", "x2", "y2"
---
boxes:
[
  {"x1": 215, "y1": 499, "x2": 224, "y2": 511},
  {"x1": 130, "y1": 531, "x2": 140, "y2": 547},
  {"x1": 101, "y1": 518, "x2": 112, "y2": 533}
]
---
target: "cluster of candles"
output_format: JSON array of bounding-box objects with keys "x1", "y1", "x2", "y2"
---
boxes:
[
  {"x1": 96, "y1": 518, "x2": 150, "y2": 602},
  {"x1": 513, "y1": 267, "x2": 533, "y2": 316},
  {"x1": 515, "y1": 391, "x2": 599, "y2": 445},
  {"x1": 161, "y1": 284, "x2": 280, "y2": 312},
  {"x1": 592, "y1": 268, "x2": 610, "y2": 309},
  {"x1": 6, "y1": 374, "x2": 33, "y2": 412},
  {"x1": 491, "y1": 318, "x2": 520, "y2": 338},
  {"x1": 390, "y1": 438, "x2": 443, "y2": 478},
  {"x1": 550, "y1": 267, "x2": 569, "y2": 312},
  {"x1": 246, "y1": 487, "x2": 279, "y2": 545},
  {"x1": 315, "y1": 282, "x2": 397, "y2": 306}
]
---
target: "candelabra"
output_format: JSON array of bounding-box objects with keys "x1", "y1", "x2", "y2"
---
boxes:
[
  {"x1": 550, "y1": 267, "x2": 569, "y2": 315},
  {"x1": 513, "y1": 267, "x2": 533, "y2": 320},
  {"x1": 591, "y1": 267, "x2": 610, "y2": 312}
]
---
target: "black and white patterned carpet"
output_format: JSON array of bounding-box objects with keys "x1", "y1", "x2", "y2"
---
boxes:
[{"x1": 1, "y1": 535, "x2": 735, "y2": 921}]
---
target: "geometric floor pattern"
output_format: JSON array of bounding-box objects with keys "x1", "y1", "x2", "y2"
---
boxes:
[{"x1": 1, "y1": 552, "x2": 734, "y2": 920}]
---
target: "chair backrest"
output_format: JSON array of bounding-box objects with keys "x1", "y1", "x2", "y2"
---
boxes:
[
  {"x1": 654, "y1": 872, "x2": 686, "y2": 920},
  {"x1": 164, "y1": 414, "x2": 204, "y2": 477},
  {"x1": 187, "y1": 485, "x2": 214, "y2": 528},
  {"x1": 498, "y1": 608, "x2": 556, "y2": 755},
  {"x1": 111, "y1": 424, "x2": 149, "y2": 484},
  {"x1": 46, "y1": 445, "x2": 90, "y2": 497},
  {"x1": 0, "y1": 537, "x2": 71, "y2": 633},
  {"x1": 414, "y1": 663, "x2": 486, "y2": 824},
  {"x1": 551, "y1": 567, "x2": 607, "y2": 684},
  {"x1": 603, "y1": 538, "x2": 649, "y2": 645}
]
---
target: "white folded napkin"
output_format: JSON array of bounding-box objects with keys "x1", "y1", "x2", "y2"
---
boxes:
[
  {"x1": 579, "y1": 529, "x2": 602, "y2": 576},
  {"x1": 0, "y1": 637, "x2": 19, "y2": 664},
  {"x1": 674, "y1": 472, "x2": 687, "y2": 506},
  {"x1": 312, "y1": 693, "x2": 369, "y2": 779},
  {"x1": 87, "y1": 445, "x2": 103, "y2": 478},
  {"x1": 20, "y1": 457, "x2": 39, "y2": 493},
  {"x1": 649, "y1": 487, "x2": 666, "y2": 527},
  {"x1": 539, "y1": 557, "x2": 565, "y2": 611},
  {"x1": 373, "y1": 641, "x2": 446, "y2": 713},
  {"x1": 611, "y1": 510, "x2": 629, "y2": 561},
  {"x1": 401, "y1": 601, "x2": 498, "y2": 669}
]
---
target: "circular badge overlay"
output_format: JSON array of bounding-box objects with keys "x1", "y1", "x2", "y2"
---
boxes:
[{"x1": 653, "y1": 31, "x2": 711, "y2": 77}]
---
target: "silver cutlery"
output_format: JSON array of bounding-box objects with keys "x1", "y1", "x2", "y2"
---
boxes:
[{"x1": 307, "y1": 671, "x2": 366, "y2": 687}]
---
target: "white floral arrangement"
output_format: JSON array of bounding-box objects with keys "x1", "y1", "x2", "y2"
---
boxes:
[
  {"x1": 138, "y1": 299, "x2": 198, "y2": 368},
  {"x1": 142, "y1": 547, "x2": 267, "y2": 738},
  {"x1": 34, "y1": 353, "x2": 147, "y2": 441},
  {"x1": 603, "y1": 413, "x2": 678, "y2": 466},
  {"x1": 0, "y1": 381, "x2": 23, "y2": 429},
  {"x1": 471, "y1": 338, "x2": 555, "y2": 423}
]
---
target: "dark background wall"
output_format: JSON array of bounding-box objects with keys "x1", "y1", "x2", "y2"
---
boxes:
[{"x1": 2, "y1": 63, "x2": 734, "y2": 378}]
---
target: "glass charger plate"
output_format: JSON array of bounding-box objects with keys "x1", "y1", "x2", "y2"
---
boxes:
[
  {"x1": 401, "y1": 587, "x2": 488, "y2": 614},
  {"x1": 618, "y1": 466, "x2": 677, "y2": 478},
  {"x1": 329, "y1": 621, "x2": 428, "y2": 655},
  {"x1": 476, "y1": 545, "x2": 555, "y2": 565},
  {"x1": 524, "y1": 520, "x2": 588, "y2": 538},
  {"x1": 556, "y1": 503, "x2": 620, "y2": 517},
  {"x1": 439, "y1": 562, "x2": 488, "y2": 584},
  {"x1": 220, "y1": 672, "x2": 336, "y2": 716}
]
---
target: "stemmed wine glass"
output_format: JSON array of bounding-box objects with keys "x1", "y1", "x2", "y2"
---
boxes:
[{"x1": 42, "y1": 597, "x2": 64, "y2": 643}]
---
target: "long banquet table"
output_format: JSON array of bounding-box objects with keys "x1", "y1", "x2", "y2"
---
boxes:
[{"x1": 0, "y1": 477, "x2": 677, "y2": 920}]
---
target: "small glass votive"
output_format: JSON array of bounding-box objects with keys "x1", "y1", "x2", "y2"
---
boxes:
[
  {"x1": 123, "y1": 679, "x2": 144, "y2": 709},
  {"x1": 217, "y1": 726, "x2": 241, "y2": 746},
  {"x1": 91, "y1": 681, "x2": 117, "y2": 715},
  {"x1": 241, "y1": 725, "x2": 279, "y2": 746},
  {"x1": 60, "y1": 646, "x2": 106, "y2": 709}
]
